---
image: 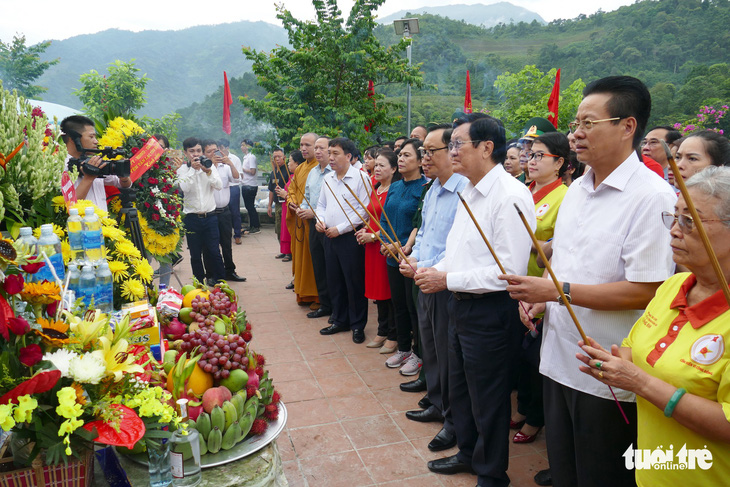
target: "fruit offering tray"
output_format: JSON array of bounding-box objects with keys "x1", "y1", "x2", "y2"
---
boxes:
[{"x1": 123, "y1": 402, "x2": 287, "y2": 468}]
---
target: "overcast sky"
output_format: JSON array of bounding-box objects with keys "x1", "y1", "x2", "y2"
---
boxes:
[{"x1": 1, "y1": 0, "x2": 635, "y2": 45}]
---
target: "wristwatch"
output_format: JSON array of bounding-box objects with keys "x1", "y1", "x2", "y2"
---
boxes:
[{"x1": 557, "y1": 282, "x2": 572, "y2": 305}]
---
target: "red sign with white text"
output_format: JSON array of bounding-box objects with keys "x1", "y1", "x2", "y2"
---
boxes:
[
  {"x1": 61, "y1": 171, "x2": 77, "y2": 208},
  {"x1": 130, "y1": 137, "x2": 165, "y2": 182}
]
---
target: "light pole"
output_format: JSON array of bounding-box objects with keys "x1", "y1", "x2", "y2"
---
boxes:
[{"x1": 393, "y1": 18, "x2": 419, "y2": 136}]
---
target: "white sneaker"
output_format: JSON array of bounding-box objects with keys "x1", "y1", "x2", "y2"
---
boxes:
[
  {"x1": 399, "y1": 353, "x2": 422, "y2": 376},
  {"x1": 385, "y1": 350, "x2": 411, "y2": 368}
]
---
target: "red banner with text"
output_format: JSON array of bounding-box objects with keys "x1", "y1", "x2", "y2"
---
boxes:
[{"x1": 130, "y1": 137, "x2": 165, "y2": 182}]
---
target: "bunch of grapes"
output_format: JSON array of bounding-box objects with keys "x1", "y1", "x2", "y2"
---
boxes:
[
  {"x1": 209, "y1": 287, "x2": 235, "y2": 317},
  {"x1": 179, "y1": 331, "x2": 248, "y2": 380},
  {"x1": 187, "y1": 295, "x2": 214, "y2": 329}
]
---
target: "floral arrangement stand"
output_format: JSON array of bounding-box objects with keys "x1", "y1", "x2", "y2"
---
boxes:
[{"x1": 0, "y1": 442, "x2": 94, "y2": 487}]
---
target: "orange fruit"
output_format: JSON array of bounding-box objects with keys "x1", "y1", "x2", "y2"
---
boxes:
[
  {"x1": 182, "y1": 289, "x2": 209, "y2": 309},
  {"x1": 166, "y1": 362, "x2": 213, "y2": 398}
]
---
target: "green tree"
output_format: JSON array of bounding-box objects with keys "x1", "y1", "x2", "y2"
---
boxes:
[
  {"x1": 241, "y1": 0, "x2": 423, "y2": 149},
  {"x1": 489, "y1": 65, "x2": 585, "y2": 137},
  {"x1": 0, "y1": 34, "x2": 59, "y2": 98},
  {"x1": 74, "y1": 60, "x2": 149, "y2": 119}
]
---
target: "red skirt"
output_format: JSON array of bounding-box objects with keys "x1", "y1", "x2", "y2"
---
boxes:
[{"x1": 364, "y1": 241, "x2": 390, "y2": 300}]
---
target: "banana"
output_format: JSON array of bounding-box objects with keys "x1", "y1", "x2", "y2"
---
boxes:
[
  {"x1": 210, "y1": 405, "x2": 225, "y2": 432},
  {"x1": 231, "y1": 394, "x2": 246, "y2": 419},
  {"x1": 237, "y1": 411, "x2": 254, "y2": 442},
  {"x1": 221, "y1": 421, "x2": 241, "y2": 450},
  {"x1": 197, "y1": 429, "x2": 208, "y2": 456},
  {"x1": 207, "y1": 426, "x2": 222, "y2": 454},
  {"x1": 244, "y1": 395, "x2": 259, "y2": 418},
  {"x1": 188, "y1": 418, "x2": 197, "y2": 431},
  {"x1": 223, "y1": 401, "x2": 238, "y2": 431},
  {"x1": 196, "y1": 412, "x2": 211, "y2": 440}
]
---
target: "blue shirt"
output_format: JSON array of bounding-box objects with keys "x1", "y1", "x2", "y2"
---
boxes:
[
  {"x1": 381, "y1": 175, "x2": 427, "y2": 267},
  {"x1": 301, "y1": 163, "x2": 332, "y2": 211},
  {"x1": 411, "y1": 173, "x2": 467, "y2": 269}
]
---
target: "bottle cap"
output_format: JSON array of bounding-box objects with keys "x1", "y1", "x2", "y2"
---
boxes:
[
  {"x1": 69, "y1": 208, "x2": 79, "y2": 216},
  {"x1": 19, "y1": 227, "x2": 32, "y2": 236},
  {"x1": 84, "y1": 207, "x2": 95, "y2": 216}
]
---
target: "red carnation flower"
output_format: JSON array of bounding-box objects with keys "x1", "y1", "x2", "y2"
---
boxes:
[
  {"x1": 21, "y1": 261, "x2": 44, "y2": 274},
  {"x1": 152, "y1": 214, "x2": 160, "y2": 221},
  {"x1": 19, "y1": 344, "x2": 43, "y2": 367},
  {"x1": 8, "y1": 317, "x2": 30, "y2": 335},
  {"x1": 131, "y1": 147, "x2": 140, "y2": 155},
  {"x1": 3, "y1": 273, "x2": 24, "y2": 294},
  {"x1": 153, "y1": 164, "x2": 160, "y2": 170},
  {"x1": 148, "y1": 177, "x2": 159, "y2": 185},
  {"x1": 137, "y1": 182, "x2": 144, "y2": 188}
]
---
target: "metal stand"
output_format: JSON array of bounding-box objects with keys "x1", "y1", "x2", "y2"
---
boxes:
[{"x1": 117, "y1": 187, "x2": 146, "y2": 255}]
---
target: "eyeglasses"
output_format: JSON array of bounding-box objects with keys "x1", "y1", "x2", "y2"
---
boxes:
[
  {"x1": 661, "y1": 211, "x2": 730, "y2": 234},
  {"x1": 448, "y1": 139, "x2": 486, "y2": 152},
  {"x1": 526, "y1": 151, "x2": 560, "y2": 162},
  {"x1": 642, "y1": 138, "x2": 661, "y2": 147},
  {"x1": 568, "y1": 117, "x2": 622, "y2": 134},
  {"x1": 418, "y1": 146, "x2": 448, "y2": 158}
]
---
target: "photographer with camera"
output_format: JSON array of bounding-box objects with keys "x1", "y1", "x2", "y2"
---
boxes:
[
  {"x1": 176, "y1": 137, "x2": 225, "y2": 284},
  {"x1": 60, "y1": 115, "x2": 132, "y2": 211}
]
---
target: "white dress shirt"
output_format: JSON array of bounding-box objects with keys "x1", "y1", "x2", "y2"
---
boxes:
[
  {"x1": 540, "y1": 151, "x2": 677, "y2": 401},
  {"x1": 213, "y1": 162, "x2": 237, "y2": 208},
  {"x1": 68, "y1": 155, "x2": 122, "y2": 211},
  {"x1": 316, "y1": 165, "x2": 370, "y2": 235},
  {"x1": 241, "y1": 153, "x2": 258, "y2": 187},
  {"x1": 176, "y1": 164, "x2": 223, "y2": 214},
  {"x1": 433, "y1": 164, "x2": 535, "y2": 293},
  {"x1": 227, "y1": 153, "x2": 242, "y2": 186}
]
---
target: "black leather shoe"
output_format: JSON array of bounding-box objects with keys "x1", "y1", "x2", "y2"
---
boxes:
[
  {"x1": 328, "y1": 316, "x2": 334, "y2": 324},
  {"x1": 285, "y1": 282, "x2": 294, "y2": 290},
  {"x1": 534, "y1": 469, "x2": 552, "y2": 486},
  {"x1": 225, "y1": 272, "x2": 247, "y2": 282},
  {"x1": 405, "y1": 405, "x2": 443, "y2": 423},
  {"x1": 427, "y1": 455, "x2": 474, "y2": 475},
  {"x1": 275, "y1": 253, "x2": 287, "y2": 259},
  {"x1": 319, "y1": 324, "x2": 350, "y2": 335},
  {"x1": 418, "y1": 395, "x2": 432, "y2": 410},
  {"x1": 352, "y1": 329, "x2": 365, "y2": 344},
  {"x1": 400, "y1": 377, "x2": 427, "y2": 393},
  {"x1": 428, "y1": 427, "x2": 457, "y2": 452},
  {"x1": 307, "y1": 308, "x2": 332, "y2": 319}
]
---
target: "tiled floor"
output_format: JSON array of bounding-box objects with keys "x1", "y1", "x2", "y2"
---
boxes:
[{"x1": 172, "y1": 225, "x2": 548, "y2": 486}]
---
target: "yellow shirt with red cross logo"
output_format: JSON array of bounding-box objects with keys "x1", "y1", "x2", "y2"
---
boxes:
[{"x1": 622, "y1": 272, "x2": 730, "y2": 486}]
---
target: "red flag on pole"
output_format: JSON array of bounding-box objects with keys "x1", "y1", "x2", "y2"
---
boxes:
[
  {"x1": 222, "y1": 71, "x2": 233, "y2": 134},
  {"x1": 365, "y1": 80, "x2": 375, "y2": 132},
  {"x1": 547, "y1": 68, "x2": 561, "y2": 129},
  {"x1": 464, "y1": 70, "x2": 473, "y2": 114}
]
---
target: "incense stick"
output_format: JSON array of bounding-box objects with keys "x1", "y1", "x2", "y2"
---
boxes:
[
  {"x1": 341, "y1": 197, "x2": 400, "y2": 262},
  {"x1": 324, "y1": 180, "x2": 357, "y2": 231}
]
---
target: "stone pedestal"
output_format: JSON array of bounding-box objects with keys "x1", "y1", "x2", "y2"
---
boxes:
[{"x1": 95, "y1": 442, "x2": 287, "y2": 487}]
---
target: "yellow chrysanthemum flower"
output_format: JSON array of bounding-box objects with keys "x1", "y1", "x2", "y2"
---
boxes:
[
  {"x1": 121, "y1": 279, "x2": 146, "y2": 301},
  {"x1": 52, "y1": 195, "x2": 66, "y2": 212},
  {"x1": 61, "y1": 239, "x2": 72, "y2": 264},
  {"x1": 108, "y1": 260, "x2": 129, "y2": 282},
  {"x1": 102, "y1": 225, "x2": 126, "y2": 242},
  {"x1": 102, "y1": 217, "x2": 118, "y2": 227},
  {"x1": 108, "y1": 197, "x2": 123, "y2": 213},
  {"x1": 114, "y1": 240, "x2": 142, "y2": 260},
  {"x1": 130, "y1": 257, "x2": 154, "y2": 283}
]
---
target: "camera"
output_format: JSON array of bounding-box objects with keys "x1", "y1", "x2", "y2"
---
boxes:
[
  {"x1": 69, "y1": 146, "x2": 131, "y2": 178},
  {"x1": 198, "y1": 156, "x2": 213, "y2": 169}
]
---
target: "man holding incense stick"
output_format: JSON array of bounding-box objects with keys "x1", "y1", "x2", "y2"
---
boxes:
[
  {"x1": 414, "y1": 113, "x2": 535, "y2": 487},
  {"x1": 501, "y1": 76, "x2": 676, "y2": 487},
  {"x1": 315, "y1": 137, "x2": 370, "y2": 343}
]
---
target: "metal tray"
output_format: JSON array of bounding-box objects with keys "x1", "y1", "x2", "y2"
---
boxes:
[{"x1": 122, "y1": 402, "x2": 287, "y2": 468}]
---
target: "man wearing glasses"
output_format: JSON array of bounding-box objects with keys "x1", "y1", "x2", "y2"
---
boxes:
[
  {"x1": 414, "y1": 113, "x2": 535, "y2": 487},
  {"x1": 502, "y1": 76, "x2": 676, "y2": 487}
]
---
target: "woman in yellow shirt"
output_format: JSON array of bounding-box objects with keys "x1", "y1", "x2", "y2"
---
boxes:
[{"x1": 578, "y1": 166, "x2": 730, "y2": 486}]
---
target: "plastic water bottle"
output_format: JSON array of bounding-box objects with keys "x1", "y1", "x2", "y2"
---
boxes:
[
  {"x1": 16, "y1": 227, "x2": 38, "y2": 256},
  {"x1": 78, "y1": 265, "x2": 97, "y2": 307},
  {"x1": 67, "y1": 208, "x2": 85, "y2": 263},
  {"x1": 95, "y1": 262, "x2": 113, "y2": 313},
  {"x1": 67, "y1": 264, "x2": 81, "y2": 300},
  {"x1": 83, "y1": 207, "x2": 105, "y2": 264},
  {"x1": 35, "y1": 224, "x2": 65, "y2": 283}
]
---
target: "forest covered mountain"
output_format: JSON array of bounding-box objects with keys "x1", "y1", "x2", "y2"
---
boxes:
[{"x1": 378, "y1": 2, "x2": 545, "y2": 27}]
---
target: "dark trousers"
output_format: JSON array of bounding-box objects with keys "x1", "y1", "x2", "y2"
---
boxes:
[
  {"x1": 417, "y1": 289, "x2": 452, "y2": 431},
  {"x1": 241, "y1": 185, "x2": 260, "y2": 229},
  {"x1": 376, "y1": 300, "x2": 396, "y2": 341},
  {"x1": 185, "y1": 213, "x2": 224, "y2": 282},
  {"x1": 543, "y1": 377, "x2": 637, "y2": 487},
  {"x1": 448, "y1": 292, "x2": 523, "y2": 487},
  {"x1": 516, "y1": 350, "x2": 544, "y2": 427},
  {"x1": 387, "y1": 265, "x2": 419, "y2": 353},
  {"x1": 274, "y1": 203, "x2": 282, "y2": 241},
  {"x1": 229, "y1": 185, "x2": 242, "y2": 238},
  {"x1": 323, "y1": 231, "x2": 367, "y2": 331},
  {"x1": 203, "y1": 207, "x2": 235, "y2": 276},
  {"x1": 309, "y1": 220, "x2": 332, "y2": 312}
]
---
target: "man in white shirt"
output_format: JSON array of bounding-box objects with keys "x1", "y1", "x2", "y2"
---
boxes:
[
  {"x1": 176, "y1": 137, "x2": 225, "y2": 285},
  {"x1": 219, "y1": 138, "x2": 244, "y2": 244},
  {"x1": 201, "y1": 140, "x2": 245, "y2": 283},
  {"x1": 239, "y1": 139, "x2": 260, "y2": 234},
  {"x1": 502, "y1": 76, "x2": 676, "y2": 487},
  {"x1": 315, "y1": 138, "x2": 370, "y2": 344},
  {"x1": 414, "y1": 113, "x2": 535, "y2": 487},
  {"x1": 61, "y1": 115, "x2": 132, "y2": 211}
]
